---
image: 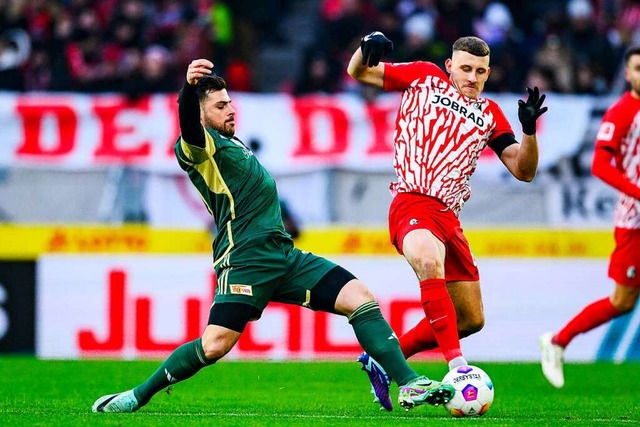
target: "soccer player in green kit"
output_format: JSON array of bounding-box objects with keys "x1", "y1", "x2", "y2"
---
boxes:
[{"x1": 91, "y1": 59, "x2": 455, "y2": 413}]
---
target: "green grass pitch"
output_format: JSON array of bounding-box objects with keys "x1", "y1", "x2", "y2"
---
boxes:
[{"x1": 1, "y1": 356, "x2": 638, "y2": 426}]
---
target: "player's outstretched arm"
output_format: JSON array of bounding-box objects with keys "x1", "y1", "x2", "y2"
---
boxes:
[
  {"x1": 347, "y1": 31, "x2": 392, "y2": 88},
  {"x1": 500, "y1": 86, "x2": 548, "y2": 181}
]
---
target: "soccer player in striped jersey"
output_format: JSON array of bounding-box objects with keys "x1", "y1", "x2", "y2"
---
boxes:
[
  {"x1": 540, "y1": 46, "x2": 640, "y2": 388},
  {"x1": 91, "y1": 58, "x2": 456, "y2": 414},
  {"x1": 348, "y1": 32, "x2": 547, "y2": 403}
]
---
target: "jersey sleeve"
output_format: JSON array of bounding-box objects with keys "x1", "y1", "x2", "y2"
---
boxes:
[
  {"x1": 487, "y1": 101, "x2": 515, "y2": 146},
  {"x1": 592, "y1": 145, "x2": 640, "y2": 199},
  {"x1": 383, "y1": 61, "x2": 446, "y2": 91},
  {"x1": 176, "y1": 127, "x2": 216, "y2": 166},
  {"x1": 594, "y1": 102, "x2": 632, "y2": 153}
]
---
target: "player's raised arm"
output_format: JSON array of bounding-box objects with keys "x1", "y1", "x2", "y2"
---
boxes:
[
  {"x1": 347, "y1": 31, "x2": 392, "y2": 89},
  {"x1": 499, "y1": 86, "x2": 548, "y2": 182},
  {"x1": 178, "y1": 59, "x2": 213, "y2": 148}
]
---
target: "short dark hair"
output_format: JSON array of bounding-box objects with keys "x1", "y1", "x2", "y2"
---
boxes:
[
  {"x1": 177, "y1": 74, "x2": 227, "y2": 104},
  {"x1": 624, "y1": 46, "x2": 640, "y2": 64},
  {"x1": 452, "y1": 36, "x2": 490, "y2": 57}
]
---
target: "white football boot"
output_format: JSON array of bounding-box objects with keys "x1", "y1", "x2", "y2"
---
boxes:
[
  {"x1": 540, "y1": 332, "x2": 565, "y2": 388},
  {"x1": 92, "y1": 389, "x2": 139, "y2": 413}
]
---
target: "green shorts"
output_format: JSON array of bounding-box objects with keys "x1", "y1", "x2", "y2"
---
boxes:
[{"x1": 213, "y1": 235, "x2": 337, "y2": 314}]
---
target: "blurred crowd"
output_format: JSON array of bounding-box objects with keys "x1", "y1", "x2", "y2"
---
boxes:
[
  {"x1": 0, "y1": 0, "x2": 273, "y2": 94},
  {"x1": 1, "y1": 0, "x2": 639, "y2": 95},
  {"x1": 297, "y1": 0, "x2": 640, "y2": 95}
]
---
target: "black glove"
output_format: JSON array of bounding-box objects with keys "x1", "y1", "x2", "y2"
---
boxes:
[
  {"x1": 518, "y1": 86, "x2": 548, "y2": 135},
  {"x1": 360, "y1": 31, "x2": 393, "y2": 67}
]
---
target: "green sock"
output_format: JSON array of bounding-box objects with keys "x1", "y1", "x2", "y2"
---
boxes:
[
  {"x1": 349, "y1": 301, "x2": 418, "y2": 386},
  {"x1": 133, "y1": 338, "x2": 212, "y2": 406}
]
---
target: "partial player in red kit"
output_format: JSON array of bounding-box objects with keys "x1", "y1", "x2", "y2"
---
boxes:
[
  {"x1": 347, "y1": 32, "x2": 548, "y2": 410},
  {"x1": 540, "y1": 46, "x2": 640, "y2": 388}
]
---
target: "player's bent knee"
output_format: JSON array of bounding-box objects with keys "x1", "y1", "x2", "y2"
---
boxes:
[
  {"x1": 203, "y1": 302, "x2": 260, "y2": 361},
  {"x1": 201, "y1": 325, "x2": 241, "y2": 361},
  {"x1": 407, "y1": 255, "x2": 443, "y2": 278},
  {"x1": 334, "y1": 279, "x2": 376, "y2": 315},
  {"x1": 614, "y1": 299, "x2": 636, "y2": 314},
  {"x1": 459, "y1": 315, "x2": 485, "y2": 337},
  {"x1": 201, "y1": 340, "x2": 232, "y2": 361}
]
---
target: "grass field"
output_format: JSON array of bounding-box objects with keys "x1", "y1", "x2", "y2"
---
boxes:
[{"x1": 1, "y1": 356, "x2": 638, "y2": 426}]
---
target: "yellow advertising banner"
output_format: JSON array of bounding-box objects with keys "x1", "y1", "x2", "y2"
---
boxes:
[
  {"x1": 0, "y1": 224, "x2": 612, "y2": 259},
  {"x1": 295, "y1": 227, "x2": 613, "y2": 258}
]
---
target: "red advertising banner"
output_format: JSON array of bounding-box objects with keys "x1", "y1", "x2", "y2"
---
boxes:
[
  {"x1": 37, "y1": 255, "x2": 622, "y2": 362},
  {"x1": 0, "y1": 92, "x2": 593, "y2": 176}
]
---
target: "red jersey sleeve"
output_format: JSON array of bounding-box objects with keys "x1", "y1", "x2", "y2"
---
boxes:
[
  {"x1": 594, "y1": 101, "x2": 632, "y2": 152},
  {"x1": 592, "y1": 96, "x2": 640, "y2": 199},
  {"x1": 592, "y1": 145, "x2": 640, "y2": 199},
  {"x1": 383, "y1": 61, "x2": 447, "y2": 91},
  {"x1": 487, "y1": 100, "x2": 514, "y2": 143}
]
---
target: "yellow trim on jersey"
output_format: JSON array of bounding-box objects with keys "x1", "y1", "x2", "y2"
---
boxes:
[
  {"x1": 213, "y1": 222, "x2": 235, "y2": 267},
  {"x1": 217, "y1": 266, "x2": 228, "y2": 295},
  {"x1": 302, "y1": 290, "x2": 311, "y2": 308},
  {"x1": 180, "y1": 129, "x2": 237, "y2": 258},
  {"x1": 180, "y1": 132, "x2": 236, "y2": 219},
  {"x1": 217, "y1": 254, "x2": 234, "y2": 295}
]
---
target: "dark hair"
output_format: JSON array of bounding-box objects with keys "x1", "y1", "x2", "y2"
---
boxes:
[
  {"x1": 624, "y1": 46, "x2": 640, "y2": 64},
  {"x1": 452, "y1": 36, "x2": 490, "y2": 57},
  {"x1": 177, "y1": 74, "x2": 227, "y2": 104}
]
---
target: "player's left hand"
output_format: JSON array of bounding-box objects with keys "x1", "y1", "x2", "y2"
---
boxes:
[
  {"x1": 360, "y1": 31, "x2": 393, "y2": 67},
  {"x1": 518, "y1": 86, "x2": 548, "y2": 135}
]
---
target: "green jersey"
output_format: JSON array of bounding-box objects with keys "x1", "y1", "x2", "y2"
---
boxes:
[{"x1": 175, "y1": 128, "x2": 291, "y2": 265}]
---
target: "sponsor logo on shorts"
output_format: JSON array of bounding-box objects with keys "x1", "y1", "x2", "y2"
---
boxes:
[
  {"x1": 230, "y1": 284, "x2": 253, "y2": 296},
  {"x1": 627, "y1": 266, "x2": 636, "y2": 279}
]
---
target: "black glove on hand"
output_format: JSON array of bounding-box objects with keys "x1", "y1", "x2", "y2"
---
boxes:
[
  {"x1": 360, "y1": 31, "x2": 393, "y2": 67},
  {"x1": 518, "y1": 86, "x2": 548, "y2": 135}
]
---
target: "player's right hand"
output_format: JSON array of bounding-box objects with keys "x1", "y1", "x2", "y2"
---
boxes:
[
  {"x1": 360, "y1": 31, "x2": 393, "y2": 67},
  {"x1": 186, "y1": 59, "x2": 213, "y2": 85}
]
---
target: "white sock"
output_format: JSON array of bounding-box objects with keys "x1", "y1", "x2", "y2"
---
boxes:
[{"x1": 448, "y1": 356, "x2": 468, "y2": 370}]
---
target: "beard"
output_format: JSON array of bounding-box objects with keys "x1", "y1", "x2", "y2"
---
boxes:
[{"x1": 204, "y1": 118, "x2": 235, "y2": 137}]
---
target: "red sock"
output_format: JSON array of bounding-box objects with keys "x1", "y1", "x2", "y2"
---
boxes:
[
  {"x1": 554, "y1": 297, "x2": 621, "y2": 348},
  {"x1": 399, "y1": 317, "x2": 438, "y2": 358},
  {"x1": 418, "y1": 278, "x2": 462, "y2": 362}
]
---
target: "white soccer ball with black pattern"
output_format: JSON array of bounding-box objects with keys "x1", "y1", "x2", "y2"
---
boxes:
[{"x1": 442, "y1": 365, "x2": 494, "y2": 417}]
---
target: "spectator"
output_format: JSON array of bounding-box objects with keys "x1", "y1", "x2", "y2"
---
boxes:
[
  {"x1": 474, "y1": 2, "x2": 528, "y2": 92},
  {"x1": 294, "y1": 48, "x2": 342, "y2": 94},
  {"x1": 124, "y1": 44, "x2": 178, "y2": 96},
  {"x1": 562, "y1": 0, "x2": 620, "y2": 94},
  {"x1": 394, "y1": 11, "x2": 449, "y2": 66},
  {"x1": 0, "y1": 28, "x2": 31, "y2": 90},
  {"x1": 533, "y1": 34, "x2": 575, "y2": 93}
]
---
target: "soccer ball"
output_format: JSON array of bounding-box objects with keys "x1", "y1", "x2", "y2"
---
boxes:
[{"x1": 442, "y1": 365, "x2": 494, "y2": 417}]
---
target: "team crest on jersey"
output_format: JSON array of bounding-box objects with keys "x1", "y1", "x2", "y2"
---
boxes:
[
  {"x1": 627, "y1": 266, "x2": 636, "y2": 279},
  {"x1": 230, "y1": 138, "x2": 254, "y2": 158},
  {"x1": 409, "y1": 218, "x2": 419, "y2": 225},
  {"x1": 241, "y1": 146, "x2": 253, "y2": 158},
  {"x1": 230, "y1": 284, "x2": 253, "y2": 296}
]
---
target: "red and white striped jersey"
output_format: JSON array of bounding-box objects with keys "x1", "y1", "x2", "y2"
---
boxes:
[
  {"x1": 595, "y1": 92, "x2": 640, "y2": 229},
  {"x1": 383, "y1": 61, "x2": 513, "y2": 215}
]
